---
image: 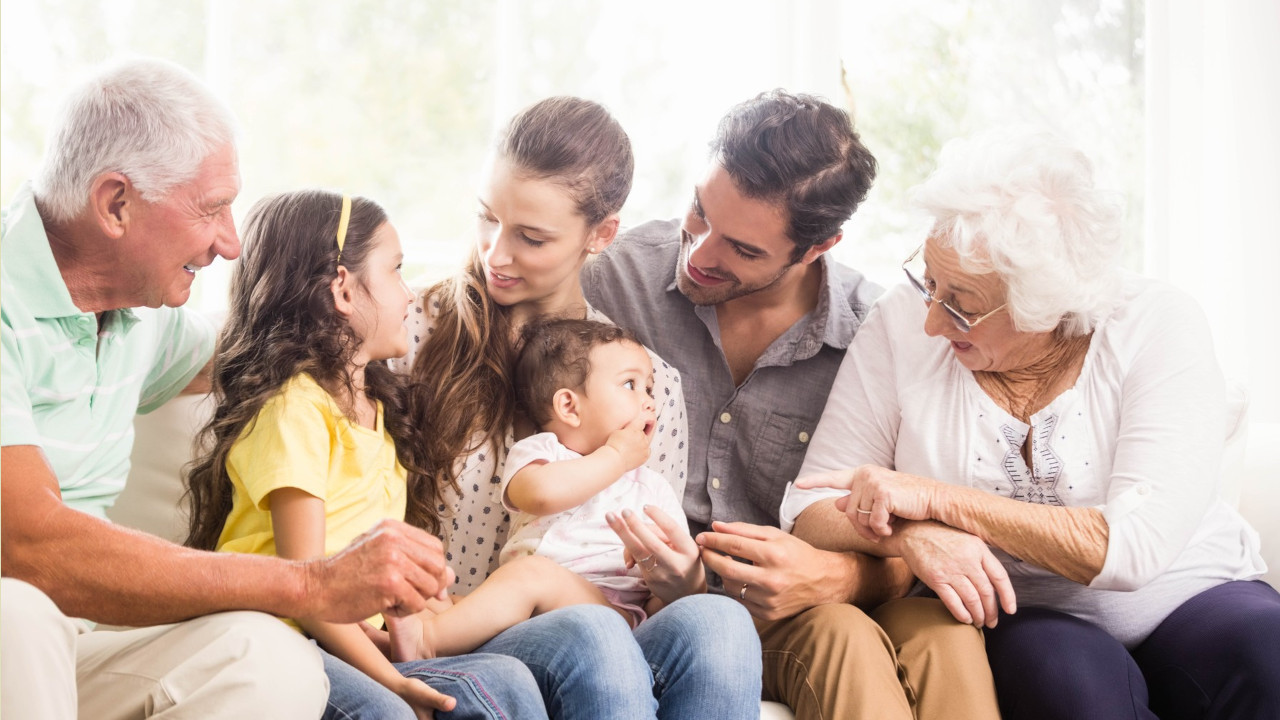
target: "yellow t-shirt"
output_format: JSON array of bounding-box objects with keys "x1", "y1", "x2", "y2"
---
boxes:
[{"x1": 216, "y1": 374, "x2": 407, "y2": 629}]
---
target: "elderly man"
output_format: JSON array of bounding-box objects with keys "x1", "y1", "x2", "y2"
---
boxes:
[
  {"x1": 0, "y1": 59, "x2": 537, "y2": 719},
  {"x1": 582, "y1": 90, "x2": 1000, "y2": 720}
]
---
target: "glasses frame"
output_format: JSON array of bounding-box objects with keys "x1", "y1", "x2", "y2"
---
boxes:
[{"x1": 901, "y1": 244, "x2": 1006, "y2": 334}]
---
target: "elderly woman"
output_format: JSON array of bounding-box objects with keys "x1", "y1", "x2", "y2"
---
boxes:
[{"x1": 781, "y1": 128, "x2": 1279, "y2": 720}]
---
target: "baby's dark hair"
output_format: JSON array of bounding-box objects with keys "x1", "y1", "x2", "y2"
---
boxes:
[{"x1": 515, "y1": 318, "x2": 639, "y2": 428}]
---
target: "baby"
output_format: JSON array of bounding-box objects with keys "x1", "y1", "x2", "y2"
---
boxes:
[{"x1": 389, "y1": 318, "x2": 695, "y2": 660}]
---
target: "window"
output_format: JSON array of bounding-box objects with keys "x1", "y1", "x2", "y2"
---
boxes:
[{"x1": 2, "y1": 0, "x2": 1143, "y2": 308}]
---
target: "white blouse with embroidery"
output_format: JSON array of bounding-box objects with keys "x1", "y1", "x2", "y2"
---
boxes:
[
  {"x1": 389, "y1": 288, "x2": 689, "y2": 594},
  {"x1": 782, "y1": 276, "x2": 1266, "y2": 648}
]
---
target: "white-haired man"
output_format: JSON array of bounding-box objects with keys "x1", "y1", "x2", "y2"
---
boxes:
[{"x1": 0, "y1": 58, "x2": 539, "y2": 719}]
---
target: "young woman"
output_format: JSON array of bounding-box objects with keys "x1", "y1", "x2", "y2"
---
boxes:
[{"x1": 392, "y1": 96, "x2": 762, "y2": 719}]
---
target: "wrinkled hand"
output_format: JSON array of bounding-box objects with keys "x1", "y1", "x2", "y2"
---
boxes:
[
  {"x1": 603, "y1": 415, "x2": 653, "y2": 472},
  {"x1": 606, "y1": 505, "x2": 705, "y2": 603},
  {"x1": 394, "y1": 676, "x2": 457, "y2": 720},
  {"x1": 795, "y1": 465, "x2": 941, "y2": 540},
  {"x1": 305, "y1": 519, "x2": 454, "y2": 623},
  {"x1": 696, "y1": 521, "x2": 853, "y2": 621},
  {"x1": 893, "y1": 521, "x2": 1017, "y2": 628}
]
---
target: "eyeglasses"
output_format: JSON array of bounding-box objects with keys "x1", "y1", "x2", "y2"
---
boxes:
[{"x1": 901, "y1": 244, "x2": 1006, "y2": 333}]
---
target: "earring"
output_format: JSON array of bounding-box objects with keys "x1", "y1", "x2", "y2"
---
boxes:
[{"x1": 588, "y1": 247, "x2": 598, "y2": 254}]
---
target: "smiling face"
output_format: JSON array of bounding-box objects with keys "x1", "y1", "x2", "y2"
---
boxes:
[
  {"x1": 475, "y1": 158, "x2": 613, "y2": 320},
  {"x1": 920, "y1": 236, "x2": 1058, "y2": 372},
  {"x1": 125, "y1": 142, "x2": 242, "y2": 308},
  {"x1": 348, "y1": 222, "x2": 414, "y2": 364},
  {"x1": 675, "y1": 163, "x2": 808, "y2": 307},
  {"x1": 572, "y1": 339, "x2": 657, "y2": 452}
]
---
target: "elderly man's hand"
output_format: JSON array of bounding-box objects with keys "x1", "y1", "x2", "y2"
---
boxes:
[
  {"x1": 696, "y1": 521, "x2": 861, "y2": 621},
  {"x1": 303, "y1": 519, "x2": 454, "y2": 624}
]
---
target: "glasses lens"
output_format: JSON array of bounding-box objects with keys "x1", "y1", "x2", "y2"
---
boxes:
[
  {"x1": 903, "y1": 268, "x2": 931, "y2": 302},
  {"x1": 944, "y1": 304, "x2": 973, "y2": 333}
]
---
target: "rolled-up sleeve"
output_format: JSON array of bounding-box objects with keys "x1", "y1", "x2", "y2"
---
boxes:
[
  {"x1": 781, "y1": 290, "x2": 905, "y2": 531},
  {"x1": 1090, "y1": 289, "x2": 1225, "y2": 591}
]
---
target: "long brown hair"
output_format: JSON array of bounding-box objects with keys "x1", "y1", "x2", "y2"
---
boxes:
[
  {"x1": 406, "y1": 96, "x2": 633, "y2": 496},
  {"x1": 185, "y1": 190, "x2": 440, "y2": 551}
]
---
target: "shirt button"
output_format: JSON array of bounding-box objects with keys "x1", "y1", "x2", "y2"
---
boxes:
[
  {"x1": 798, "y1": 431, "x2": 810, "y2": 443},
  {"x1": 711, "y1": 477, "x2": 721, "y2": 489},
  {"x1": 1137, "y1": 484, "x2": 1151, "y2": 496},
  {"x1": 719, "y1": 412, "x2": 732, "y2": 424}
]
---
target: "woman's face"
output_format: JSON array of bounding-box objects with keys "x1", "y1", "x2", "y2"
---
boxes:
[
  {"x1": 475, "y1": 158, "x2": 606, "y2": 314},
  {"x1": 920, "y1": 236, "x2": 1057, "y2": 373}
]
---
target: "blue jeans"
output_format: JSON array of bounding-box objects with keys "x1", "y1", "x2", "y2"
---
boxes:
[
  {"x1": 322, "y1": 646, "x2": 547, "y2": 720},
  {"x1": 477, "y1": 595, "x2": 762, "y2": 720}
]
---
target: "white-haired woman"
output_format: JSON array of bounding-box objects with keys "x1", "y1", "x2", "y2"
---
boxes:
[{"x1": 781, "y1": 128, "x2": 1278, "y2": 720}]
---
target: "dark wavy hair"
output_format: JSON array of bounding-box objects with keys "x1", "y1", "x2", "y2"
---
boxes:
[
  {"x1": 184, "y1": 190, "x2": 438, "y2": 551},
  {"x1": 712, "y1": 89, "x2": 878, "y2": 260},
  {"x1": 406, "y1": 97, "x2": 633, "y2": 498},
  {"x1": 514, "y1": 318, "x2": 636, "y2": 429}
]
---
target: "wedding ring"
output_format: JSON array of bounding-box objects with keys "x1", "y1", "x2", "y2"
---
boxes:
[
  {"x1": 636, "y1": 554, "x2": 656, "y2": 567},
  {"x1": 739, "y1": 583, "x2": 749, "y2": 600},
  {"x1": 856, "y1": 508, "x2": 873, "y2": 515}
]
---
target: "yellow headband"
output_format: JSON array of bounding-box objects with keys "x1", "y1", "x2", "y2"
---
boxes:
[{"x1": 335, "y1": 194, "x2": 351, "y2": 265}]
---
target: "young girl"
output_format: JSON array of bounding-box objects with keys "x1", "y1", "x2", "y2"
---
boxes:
[
  {"x1": 392, "y1": 96, "x2": 761, "y2": 719},
  {"x1": 183, "y1": 190, "x2": 547, "y2": 720},
  {"x1": 386, "y1": 318, "x2": 701, "y2": 660}
]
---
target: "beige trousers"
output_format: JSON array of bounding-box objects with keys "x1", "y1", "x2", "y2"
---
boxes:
[
  {"x1": 758, "y1": 597, "x2": 1001, "y2": 720},
  {"x1": 1, "y1": 578, "x2": 328, "y2": 720}
]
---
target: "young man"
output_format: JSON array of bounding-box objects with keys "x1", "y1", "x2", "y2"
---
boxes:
[
  {"x1": 582, "y1": 90, "x2": 1000, "y2": 720},
  {"x1": 0, "y1": 58, "x2": 539, "y2": 719}
]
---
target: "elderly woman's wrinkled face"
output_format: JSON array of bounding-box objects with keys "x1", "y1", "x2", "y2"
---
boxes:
[{"x1": 920, "y1": 237, "x2": 1056, "y2": 373}]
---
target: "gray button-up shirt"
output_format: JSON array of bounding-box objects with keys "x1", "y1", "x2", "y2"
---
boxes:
[{"x1": 581, "y1": 219, "x2": 882, "y2": 536}]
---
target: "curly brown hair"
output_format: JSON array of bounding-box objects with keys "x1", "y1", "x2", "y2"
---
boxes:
[
  {"x1": 184, "y1": 190, "x2": 440, "y2": 551},
  {"x1": 514, "y1": 318, "x2": 636, "y2": 429}
]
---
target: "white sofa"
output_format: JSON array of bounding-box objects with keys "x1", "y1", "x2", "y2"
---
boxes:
[{"x1": 110, "y1": 389, "x2": 1279, "y2": 720}]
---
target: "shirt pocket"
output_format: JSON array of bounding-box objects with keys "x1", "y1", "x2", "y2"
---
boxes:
[{"x1": 745, "y1": 411, "x2": 814, "y2": 524}]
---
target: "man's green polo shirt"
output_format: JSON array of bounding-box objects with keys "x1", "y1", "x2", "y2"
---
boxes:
[{"x1": 1, "y1": 184, "x2": 214, "y2": 518}]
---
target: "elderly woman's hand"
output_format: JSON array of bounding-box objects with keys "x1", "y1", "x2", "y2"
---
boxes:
[
  {"x1": 795, "y1": 465, "x2": 942, "y2": 540},
  {"x1": 607, "y1": 506, "x2": 707, "y2": 603},
  {"x1": 892, "y1": 520, "x2": 1017, "y2": 628}
]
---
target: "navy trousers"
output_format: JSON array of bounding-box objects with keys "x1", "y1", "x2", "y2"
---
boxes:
[{"x1": 985, "y1": 580, "x2": 1280, "y2": 720}]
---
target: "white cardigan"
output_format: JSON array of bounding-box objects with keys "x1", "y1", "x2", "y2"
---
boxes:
[{"x1": 783, "y1": 276, "x2": 1265, "y2": 647}]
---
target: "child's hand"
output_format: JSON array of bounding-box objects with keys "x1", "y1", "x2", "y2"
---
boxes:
[
  {"x1": 385, "y1": 610, "x2": 426, "y2": 662},
  {"x1": 385, "y1": 596, "x2": 452, "y2": 662},
  {"x1": 394, "y1": 676, "x2": 457, "y2": 719},
  {"x1": 603, "y1": 415, "x2": 652, "y2": 471}
]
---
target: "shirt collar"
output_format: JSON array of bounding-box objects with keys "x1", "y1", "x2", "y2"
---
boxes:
[
  {"x1": 664, "y1": 249, "x2": 861, "y2": 359},
  {"x1": 2, "y1": 183, "x2": 139, "y2": 331}
]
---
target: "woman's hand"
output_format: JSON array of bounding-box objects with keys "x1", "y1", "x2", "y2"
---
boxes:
[
  {"x1": 890, "y1": 520, "x2": 1017, "y2": 628},
  {"x1": 393, "y1": 676, "x2": 457, "y2": 720},
  {"x1": 607, "y1": 505, "x2": 706, "y2": 603},
  {"x1": 795, "y1": 465, "x2": 943, "y2": 539}
]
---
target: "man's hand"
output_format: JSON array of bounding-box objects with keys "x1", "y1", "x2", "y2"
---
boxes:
[
  {"x1": 303, "y1": 519, "x2": 454, "y2": 624},
  {"x1": 696, "y1": 521, "x2": 873, "y2": 621}
]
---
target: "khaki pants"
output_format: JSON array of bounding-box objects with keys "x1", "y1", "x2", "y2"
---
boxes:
[
  {"x1": 758, "y1": 597, "x2": 1001, "y2": 720},
  {"x1": 1, "y1": 578, "x2": 328, "y2": 720}
]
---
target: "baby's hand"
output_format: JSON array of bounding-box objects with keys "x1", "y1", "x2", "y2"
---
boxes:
[{"x1": 604, "y1": 415, "x2": 652, "y2": 471}]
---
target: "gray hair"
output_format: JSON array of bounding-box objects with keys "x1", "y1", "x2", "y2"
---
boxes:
[
  {"x1": 32, "y1": 57, "x2": 238, "y2": 224},
  {"x1": 910, "y1": 127, "x2": 1124, "y2": 337}
]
